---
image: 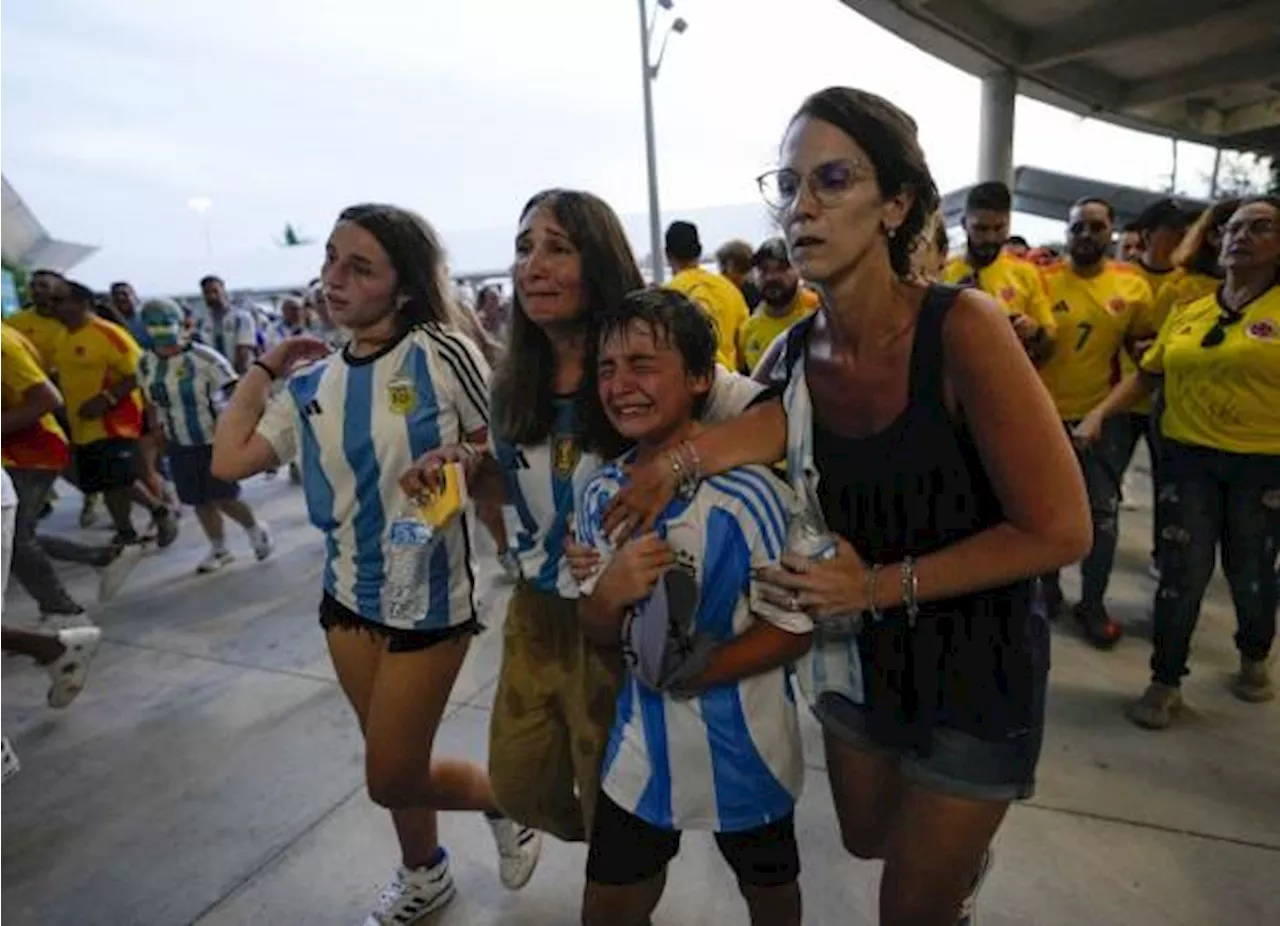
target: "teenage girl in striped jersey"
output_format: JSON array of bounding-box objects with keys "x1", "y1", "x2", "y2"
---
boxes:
[{"x1": 212, "y1": 204, "x2": 539, "y2": 926}]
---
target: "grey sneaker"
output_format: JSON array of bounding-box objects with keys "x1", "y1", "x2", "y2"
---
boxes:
[
  {"x1": 153, "y1": 507, "x2": 180, "y2": 549},
  {"x1": 1127, "y1": 683, "x2": 1183, "y2": 729},
  {"x1": 1230, "y1": 658, "x2": 1274, "y2": 703}
]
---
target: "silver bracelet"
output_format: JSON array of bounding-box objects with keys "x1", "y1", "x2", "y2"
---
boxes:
[{"x1": 900, "y1": 557, "x2": 920, "y2": 627}]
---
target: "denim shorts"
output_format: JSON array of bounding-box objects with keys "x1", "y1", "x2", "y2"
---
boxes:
[{"x1": 814, "y1": 692, "x2": 1041, "y2": 802}]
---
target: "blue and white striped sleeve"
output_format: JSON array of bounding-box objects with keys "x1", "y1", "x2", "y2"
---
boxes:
[
  {"x1": 194, "y1": 344, "x2": 237, "y2": 392},
  {"x1": 427, "y1": 328, "x2": 491, "y2": 438},
  {"x1": 729, "y1": 468, "x2": 812, "y2": 634},
  {"x1": 233, "y1": 310, "x2": 258, "y2": 349}
]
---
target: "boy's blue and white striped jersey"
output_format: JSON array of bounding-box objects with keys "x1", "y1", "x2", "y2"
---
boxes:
[
  {"x1": 493, "y1": 367, "x2": 768, "y2": 598},
  {"x1": 576, "y1": 460, "x2": 811, "y2": 833},
  {"x1": 257, "y1": 325, "x2": 490, "y2": 631},
  {"x1": 138, "y1": 344, "x2": 237, "y2": 447},
  {"x1": 198, "y1": 307, "x2": 258, "y2": 361}
]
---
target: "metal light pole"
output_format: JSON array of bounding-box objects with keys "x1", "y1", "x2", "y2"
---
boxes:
[{"x1": 637, "y1": 0, "x2": 687, "y2": 285}]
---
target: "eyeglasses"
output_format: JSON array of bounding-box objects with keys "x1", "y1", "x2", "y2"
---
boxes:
[
  {"x1": 1223, "y1": 217, "x2": 1278, "y2": 240},
  {"x1": 756, "y1": 159, "x2": 871, "y2": 211},
  {"x1": 1200, "y1": 309, "x2": 1244, "y2": 347}
]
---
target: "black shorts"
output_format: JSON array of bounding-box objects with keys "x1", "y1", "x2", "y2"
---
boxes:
[
  {"x1": 73, "y1": 438, "x2": 139, "y2": 493},
  {"x1": 586, "y1": 790, "x2": 799, "y2": 888},
  {"x1": 168, "y1": 443, "x2": 239, "y2": 506},
  {"x1": 318, "y1": 593, "x2": 481, "y2": 653}
]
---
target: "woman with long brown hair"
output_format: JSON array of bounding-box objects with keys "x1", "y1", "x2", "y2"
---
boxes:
[
  {"x1": 212, "y1": 203, "x2": 540, "y2": 925},
  {"x1": 401, "y1": 189, "x2": 773, "y2": 851}
]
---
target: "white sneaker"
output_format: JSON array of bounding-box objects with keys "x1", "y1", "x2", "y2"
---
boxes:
[
  {"x1": 99, "y1": 543, "x2": 145, "y2": 602},
  {"x1": 197, "y1": 548, "x2": 235, "y2": 574},
  {"x1": 247, "y1": 522, "x2": 274, "y2": 561},
  {"x1": 3, "y1": 735, "x2": 20, "y2": 783},
  {"x1": 363, "y1": 853, "x2": 456, "y2": 925},
  {"x1": 497, "y1": 549, "x2": 521, "y2": 583},
  {"x1": 46, "y1": 626, "x2": 102, "y2": 709},
  {"x1": 486, "y1": 815, "x2": 541, "y2": 890},
  {"x1": 41, "y1": 613, "x2": 94, "y2": 632}
]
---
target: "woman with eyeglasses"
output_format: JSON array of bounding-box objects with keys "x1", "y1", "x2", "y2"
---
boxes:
[
  {"x1": 1075, "y1": 196, "x2": 1280, "y2": 728},
  {"x1": 597, "y1": 87, "x2": 1090, "y2": 926}
]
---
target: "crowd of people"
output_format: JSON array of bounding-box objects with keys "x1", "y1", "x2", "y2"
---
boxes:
[{"x1": 2, "y1": 82, "x2": 1277, "y2": 926}]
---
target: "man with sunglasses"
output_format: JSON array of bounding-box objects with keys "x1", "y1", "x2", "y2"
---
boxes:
[
  {"x1": 942, "y1": 181, "x2": 1056, "y2": 364},
  {"x1": 1037, "y1": 197, "x2": 1157, "y2": 648}
]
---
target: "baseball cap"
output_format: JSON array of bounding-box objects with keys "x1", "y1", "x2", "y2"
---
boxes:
[
  {"x1": 751, "y1": 237, "x2": 790, "y2": 268},
  {"x1": 664, "y1": 221, "x2": 702, "y2": 261},
  {"x1": 140, "y1": 298, "x2": 185, "y2": 348}
]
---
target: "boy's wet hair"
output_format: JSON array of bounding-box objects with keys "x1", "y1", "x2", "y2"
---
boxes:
[
  {"x1": 597, "y1": 287, "x2": 716, "y2": 381},
  {"x1": 584, "y1": 287, "x2": 717, "y2": 457}
]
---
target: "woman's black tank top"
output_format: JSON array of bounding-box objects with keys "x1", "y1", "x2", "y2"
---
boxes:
[{"x1": 784, "y1": 284, "x2": 1047, "y2": 749}]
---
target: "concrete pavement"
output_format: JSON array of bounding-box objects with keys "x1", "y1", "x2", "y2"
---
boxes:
[{"x1": 3, "y1": 465, "x2": 1278, "y2": 925}]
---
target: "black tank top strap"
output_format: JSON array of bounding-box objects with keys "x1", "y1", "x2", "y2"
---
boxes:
[{"x1": 907, "y1": 283, "x2": 964, "y2": 412}]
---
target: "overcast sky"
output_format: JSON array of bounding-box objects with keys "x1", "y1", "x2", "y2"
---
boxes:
[{"x1": 2, "y1": 0, "x2": 1225, "y2": 292}]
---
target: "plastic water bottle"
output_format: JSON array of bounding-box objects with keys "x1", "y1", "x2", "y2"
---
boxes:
[
  {"x1": 788, "y1": 484, "x2": 861, "y2": 638},
  {"x1": 382, "y1": 515, "x2": 439, "y2": 626}
]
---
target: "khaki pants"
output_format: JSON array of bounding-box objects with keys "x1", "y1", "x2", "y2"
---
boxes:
[{"x1": 488, "y1": 582, "x2": 622, "y2": 842}]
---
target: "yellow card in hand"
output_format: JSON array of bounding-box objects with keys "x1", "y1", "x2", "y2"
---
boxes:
[{"x1": 417, "y1": 461, "x2": 469, "y2": 529}]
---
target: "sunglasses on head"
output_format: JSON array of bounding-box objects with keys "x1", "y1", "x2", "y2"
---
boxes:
[{"x1": 1200, "y1": 309, "x2": 1244, "y2": 347}]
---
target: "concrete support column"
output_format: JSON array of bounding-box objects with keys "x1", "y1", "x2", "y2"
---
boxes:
[{"x1": 978, "y1": 70, "x2": 1016, "y2": 188}]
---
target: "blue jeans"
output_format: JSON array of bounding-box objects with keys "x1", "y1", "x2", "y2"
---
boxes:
[{"x1": 1150, "y1": 441, "x2": 1280, "y2": 686}]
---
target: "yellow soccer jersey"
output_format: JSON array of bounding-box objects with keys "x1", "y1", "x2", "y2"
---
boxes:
[
  {"x1": 1038, "y1": 260, "x2": 1156, "y2": 421},
  {"x1": 1117, "y1": 262, "x2": 1183, "y2": 412},
  {"x1": 1153, "y1": 270, "x2": 1219, "y2": 330},
  {"x1": 942, "y1": 252, "x2": 1056, "y2": 336},
  {"x1": 666, "y1": 266, "x2": 750, "y2": 371},
  {"x1": 737, "y1": 295, "x2": 814, "y2": 374},
  {"x1": 50, "y1": 316, "x2": 145, "y2": 445},
  {"x1": 1141, "y1": 286, "x2": 1280, "y2": 456},
  {"x1": 4, "y1": 309, "x2": 67, "y2": 372},
  {"x1": 1, "y1": 325, "x2": 70, "y2": 470}
]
